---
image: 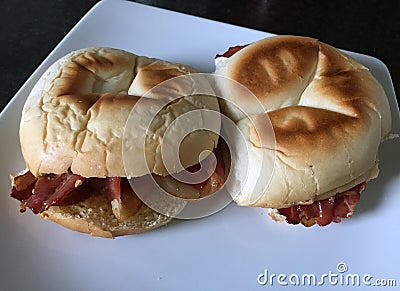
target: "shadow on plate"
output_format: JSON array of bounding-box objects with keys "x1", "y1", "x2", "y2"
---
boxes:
[{"x1": 355, "y1": 137, "x2": 400, "y2": 217}]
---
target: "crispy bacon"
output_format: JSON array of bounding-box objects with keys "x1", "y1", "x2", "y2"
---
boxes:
[
  {"x1": 101, "y1": 176, "x2": 143, "y2": 221},
  {"x1": 278, "y1": 182, "x2": 367, "y2": 227},
  {"x1": 332, "y1": 183, "x2": 365, "y2": 222},
  {"x1": 22, "y1": 172, "x2": 86, "y2": 214},
  {"x1": 198, "y1": 146, "x2": 226, "y2": 198},
  {"x1": 10, "y1": 170, "x2": 144, "y2": 221},
  {"x1": 216, "y1": 44, "x2": 249, "y2": 58},
  {"x1": 55, "y1": 182, "x2": 93, "y2": 206},
  {"x1": 104, "y1": 177, "x2": 122, "y2": 202},
  {"x1": 11, "y1": 144, "x2": 227, "y2": 218},
  {"x1": 111, "y1": 179, "x2": 143, "y2": 221},
  {"x1": 11, "y1": 171, "x2": 36, "y2": 201},
  {"x1": 11, "y1": 171, "x2": 92, "y2": 214},
  {"x1": 187, "y1": 146, "x2": 226, "y2": 198}
]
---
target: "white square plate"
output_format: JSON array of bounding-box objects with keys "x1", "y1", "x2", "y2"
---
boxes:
[{"x1": 1, "y1": 1, "x2": 399, "y2": 290}]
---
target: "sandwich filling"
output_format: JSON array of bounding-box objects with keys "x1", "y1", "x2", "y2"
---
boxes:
[
  {"x1": 276, "y1": 182, "x2": 367, "y2": 227},
  {"x1": 217, "y1": 44, "x2": 370, "y2": 227},
  {"x1": 11, "y1": 147, "x2": 226, "y2": 221}
]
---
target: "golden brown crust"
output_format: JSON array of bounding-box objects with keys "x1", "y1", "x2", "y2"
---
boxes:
[
  {"x1": 215, "y1": 35, "x2": 391, "y2": 208},
  {"x1": 230, "y1": 36, "x2": 319, "y2": 105}
]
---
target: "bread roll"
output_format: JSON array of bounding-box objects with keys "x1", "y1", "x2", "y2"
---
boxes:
[
  {"x1": 16, "y1": 47, "x2": 220, "y2": 236},
  {"x1": 214, "y1": 35, "x2": 391, "y2": 209},
  {"x1": 40, "y1": 190, "x2": 172, "y2": 238},
  {"x1": 20, "y1": 47, "x2": 220, "y2": 178}
]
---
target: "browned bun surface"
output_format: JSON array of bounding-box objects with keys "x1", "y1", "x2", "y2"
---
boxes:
[{"x1": 214, "y1": 35, "x2": 391, "y2": 209}]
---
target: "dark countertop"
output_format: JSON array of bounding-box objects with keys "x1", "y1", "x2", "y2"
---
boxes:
[{"x1": 1, "y1": 0, "x2": 399, "y2": 112}]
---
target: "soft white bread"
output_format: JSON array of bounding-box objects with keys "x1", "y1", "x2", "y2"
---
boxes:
[
  {"x1": 18, "y1": 47, "x2": 220, "y2": 236},
  {"x1": 214, "y1": 36, "x2": 391, "y2": 209},
  {"x1": 20, "y1": 47, "x2": 220, "y2": 178},
  {"x1": 40, "y1": 191, "x2": 172, "y2": 238}
]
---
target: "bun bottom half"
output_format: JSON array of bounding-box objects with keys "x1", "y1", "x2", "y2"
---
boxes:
[{"x1": 40, "y1": 192, "x2": 171, "y2": 238}]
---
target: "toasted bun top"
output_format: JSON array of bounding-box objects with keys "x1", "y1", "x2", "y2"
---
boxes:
[
  {"x1": 20, "y1": 48, "x2": 219, "y2": 178},
  {"x1": 215, "y1": 35, "x2": 391, "y2": 208}
]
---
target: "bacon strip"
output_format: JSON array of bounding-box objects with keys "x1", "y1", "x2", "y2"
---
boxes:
[
  {"x1": 110, "y1": 179, "x2": 143, "y2": 221},
  {"x1": 187, "y1": 146, "x2": 226, "y2": 198},
  {"x1": 198, "y1": 146, "x2": 226, "y2": 198},
  {"x1": 216, "y1": 44, "x2": 249, "y2": 58},
  {"x1": 332, "y1": 183, "x2": 364, "y2": 222},
  {"x1": 103, "y1": 176, "x2": 143, "y2": 221},
  {"x1": 11, "y1": 145, "x2": 227, "y2": 217},
  {"x1": 10, "y1": 171, "x2": 143, "y2": 221},
  {"x1": 23, "y1": 172, "x2": 86, "y2": 214},
  {"x1": 11, "y1": 171, "x2": 91, "y2": 213},
  {"x1": 104, "y1": 177, "x2": 122, "y2": 202},
  {"x1": 278, "y1": 182, "x2": 367, "y2": 227},
  {"x1": 11, "y1": 171, "x2": 37, "y2": 202}
]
